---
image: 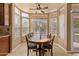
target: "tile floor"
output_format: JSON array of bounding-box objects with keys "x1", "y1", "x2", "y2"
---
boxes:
[
  {"x1": 7, "y1": 41, "x2": 79, "y2": 56},
  {"x1": 7, "y1": 42, "x2": 68, "y2": 56}
]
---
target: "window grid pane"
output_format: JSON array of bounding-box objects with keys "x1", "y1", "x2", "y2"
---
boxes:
[
  {"x1": 22, "y1": 12, "x2": 29, "y2": 18},
  {"x1": 50, "y1": 17, "x2": 57, "y2": 35}
]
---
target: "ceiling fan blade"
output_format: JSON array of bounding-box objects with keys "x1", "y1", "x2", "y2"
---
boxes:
[
  {"x1": 38, "y1": 4, "x2": 40, "y2": 7},
  {"x1": 37, "y1": 4, "x2": 42, "y2": 9},
  {"x1": 29, "y1": 8, "x2": 37, "y2": 10},
  {"x1": 41, "y1": 10, "x2": 45, "y2": 13},
  {"x1": 43, "y1": 7, "x2": 48, "y2": 9}
]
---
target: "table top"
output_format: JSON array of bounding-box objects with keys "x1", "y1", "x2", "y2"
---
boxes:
[{"x1": 29, "y1": 37, "x2": 51, "y2": 44}]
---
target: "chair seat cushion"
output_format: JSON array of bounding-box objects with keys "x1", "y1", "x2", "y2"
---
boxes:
[
  {"x1": 28, "y1": 43, "x2": 37, "y2": 49},
  {"x1": 43, "y1": 44, "x2": 52, "y2": 49}
]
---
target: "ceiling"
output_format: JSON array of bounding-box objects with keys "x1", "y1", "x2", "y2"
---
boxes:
[
  {"x1": 72, "y1": 4, "x2": 79, "y2": 10},
  {"x1": 15, "y1": 3, "x2": 64, "y2": 13}
]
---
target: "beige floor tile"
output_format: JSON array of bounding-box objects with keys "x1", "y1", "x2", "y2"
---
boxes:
[{"x1": 7, "y1": 42, "x2": 79, "y2": 56}]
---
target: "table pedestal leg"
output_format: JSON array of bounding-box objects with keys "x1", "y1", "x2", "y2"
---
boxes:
[{"x1": 39, "y1": 44, "x2": 41, "y2": 56}]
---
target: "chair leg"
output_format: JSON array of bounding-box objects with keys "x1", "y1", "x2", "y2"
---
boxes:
[
  {"x1": 27, "y1": 49, "x2": 29, "y2": 56},
  {"x1": 36, "y1": 50, "x2": 37, "y2": 56},
  {"x1": 51, "y1": 49, "x2": 53, "y2": 56},
  {"x1": 43, "y1": 51, "x2": 44, "y2": 56}
]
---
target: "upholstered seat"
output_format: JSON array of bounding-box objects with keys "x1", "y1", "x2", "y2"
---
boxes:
[
  {"x1": 43, "y1": 44, "x2": 52, "y2": 49},
  {"x1": 28, "y1": 43, "x2": 37, "y2": 49}
]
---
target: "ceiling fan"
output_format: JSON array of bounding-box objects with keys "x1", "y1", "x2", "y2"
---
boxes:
[{"x1": 29, "y1": 3, "x2": 48, "y2": 13}]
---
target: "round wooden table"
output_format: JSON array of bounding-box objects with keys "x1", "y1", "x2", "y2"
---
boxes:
[{"x1": 29, "y1": 38, "x2": 51, "y2": 56}]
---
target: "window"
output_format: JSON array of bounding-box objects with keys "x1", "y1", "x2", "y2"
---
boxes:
[
  {"x1": 22, "y1": 12, "x2": 29, "y2": 36},
  {"x1": 14, "y1": 7, "x2": 21, "y2": 38},
  {"x1": 22, "y1": 12, "x2": 29, "y2": 18},
  {"x1": 14, "y1": 13, "x2": 20, "y2": 37},
  {"x1": 13, "y1": 7, "x2": 30, "y2": 37},
  {"x1": 59, "y1": 15, "x2": 65, "y2": 38},
  {"x1": 50, "y1": 17, "x2": 57, "y2": 35}
]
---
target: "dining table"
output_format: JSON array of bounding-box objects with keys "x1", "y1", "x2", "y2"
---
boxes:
[{"x1": 29, "y1": 35, "x2": 51, "y2": 56}]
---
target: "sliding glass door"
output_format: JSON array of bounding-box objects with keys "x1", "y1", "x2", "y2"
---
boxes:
[
  {"x1": 31, "y1": 19, "x2": 48, "y2": 39},
  {"x1": 71, "y1": 12, "x2": 79, "y2": 51}
]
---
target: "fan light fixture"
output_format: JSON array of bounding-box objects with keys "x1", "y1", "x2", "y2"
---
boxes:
[{"x1": 29, "y1": 3, "x2": 48, "y2": 14}]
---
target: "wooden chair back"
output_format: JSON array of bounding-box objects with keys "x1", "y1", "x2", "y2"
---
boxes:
[
  {"x1": 51, "y1": 35, "x2": 55, "y2": 45},
  {"x1": 25, "y1": 35, "x2": 29, "y2": 48}
]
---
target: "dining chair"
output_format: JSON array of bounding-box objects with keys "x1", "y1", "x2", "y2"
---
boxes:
[
  {"x1": 47, "y1": 33, "x2": 52, "y2": 38},
  {"x1": 25, "y1": 35, "x2": 37, "y2": 56},
  {"x1": 29, "y1": 32, "x2": 34, "y2": 37},
  {"x1": 43, "y1": 35, "x2": 55, "y2": 56}
]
